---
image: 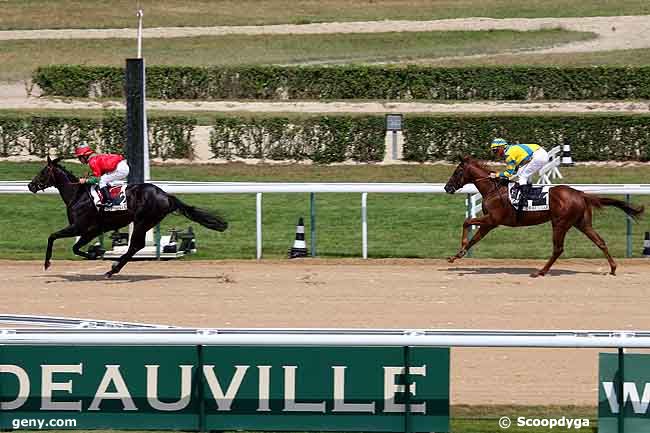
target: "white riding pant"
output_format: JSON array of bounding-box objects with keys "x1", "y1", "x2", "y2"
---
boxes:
[
  {"x1": 99, "y1": 160, "x2": 130, "y2": 187},
  {"x1": 517, "y1": 148, "x2": 548, "y2": 185}
]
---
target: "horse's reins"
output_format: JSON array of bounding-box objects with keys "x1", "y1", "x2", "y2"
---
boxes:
[{"x1": 473, "y1": 175, "x2": 508, "y2": 206}]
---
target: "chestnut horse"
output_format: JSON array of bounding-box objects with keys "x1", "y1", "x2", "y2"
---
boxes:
[{"x1": 444, "y1": 156, "x2": 644, "y2": 277}]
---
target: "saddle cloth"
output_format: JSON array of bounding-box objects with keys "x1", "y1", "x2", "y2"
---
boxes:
[
  {"x1": 90, "y1": 185, "x2": 128, "y2": 212},
  {"x1": 508, "y1": 184, "x2": 551, "y2": 212}
]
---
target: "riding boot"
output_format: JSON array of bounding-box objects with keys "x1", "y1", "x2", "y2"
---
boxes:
[
  {"x1": 99, "y1": 186, "x2": 112, "y2": 207},
  {"x1": 516, "y1": 184, "x2": 530, "y2": 223}
]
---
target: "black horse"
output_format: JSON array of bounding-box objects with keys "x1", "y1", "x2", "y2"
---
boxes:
[{"x1": 28, "y1": 157, "x2": 227, "y2": 278}]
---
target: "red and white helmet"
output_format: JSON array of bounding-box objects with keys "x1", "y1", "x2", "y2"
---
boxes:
[{"x1": 74, "y1": 143, "x2": 94, "y2": 158}]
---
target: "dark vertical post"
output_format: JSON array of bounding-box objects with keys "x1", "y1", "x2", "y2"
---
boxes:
[
  {"x1": 197, "y1": 344, "x2": 206, "y2": 432},
  {"x1": 618, "y1": 347, "x2": 625, "y2": 433},
  {"x1": 155, "y1": 224, "x2": 161, "y2": 259},
  {"x1": 310, "y1": 192, "x2": 317, "y2": 257},
  {"x1": 404, "y1": 345, "x2": 411, "y2": 433},
  {"x1": 626, "y1": 194, "x2": 632, "y2": 258},
  {"x1": 125, "y1": 58, "x2": 145, "y2": 185}
]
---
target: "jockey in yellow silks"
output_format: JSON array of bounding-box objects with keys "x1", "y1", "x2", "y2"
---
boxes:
[{"x1": 488, "y1": 138, "x2": 549, "y2": 217}]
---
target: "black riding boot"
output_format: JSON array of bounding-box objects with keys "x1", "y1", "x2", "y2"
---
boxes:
[
  {"x1": 99, "y1": 185, "x2": 112, "y2": 207},
  {"x1": 516, "y1": 184, "x2": 531, "y2": 223}
]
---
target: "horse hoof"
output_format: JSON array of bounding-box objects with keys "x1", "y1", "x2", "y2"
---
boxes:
[
  {"x1": 447, "y1": 256, "x2": 456, "y2": 263},
  {"x1": 530, "y1": 271, "x2": 543, "y2": 278},
  {"x1": 44, "y1": 261, "x2": 51, "y2": 271},
  {"x1": 104, "y1": 271, "x2": 113, "y2": 279}
]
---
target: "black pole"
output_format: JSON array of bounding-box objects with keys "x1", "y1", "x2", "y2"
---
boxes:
[
  {"x1": 125, "y1": 58, "x2": 145, "y2": 184},
  {"x1": 618, "y1": 347, "x2": 625, "y2": 433},
  {"x1": 404, "y1": 345, "x2": 411, "y2": 433}
]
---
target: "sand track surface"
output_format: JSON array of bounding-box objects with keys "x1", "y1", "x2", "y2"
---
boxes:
[{"x1": 3, "y1": 258, "x2": 648, "y2": 405}]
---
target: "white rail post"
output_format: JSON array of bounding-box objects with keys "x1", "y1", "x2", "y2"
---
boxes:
[
  {"x1": 362, "y1": 193, "x2": 368, "y2": 259},
  {"x1": 136, "y1": 9, "x2": 144, "y2": 59},
  {"x1": 256, "y1": 193, "x2": 262, "y2": 260}
]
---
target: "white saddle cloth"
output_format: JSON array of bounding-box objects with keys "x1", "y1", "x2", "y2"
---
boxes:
[
  {"x1": 90, "y1": 185, "x2": 128, "y2": 212},
  {"x1": 508, "y1": 184, "x2": 551, "y2": 212}
]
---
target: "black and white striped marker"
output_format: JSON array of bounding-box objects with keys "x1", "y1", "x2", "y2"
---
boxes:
[
  {"x1": 643, "y1": 231, "x2": 650, "y2": 258},
  {"x1": 561, "y1": 143, "x2": 574, "y2": 166},
  {"x1": 288, "y1": 217, "x2": 308, "y2": 258}
]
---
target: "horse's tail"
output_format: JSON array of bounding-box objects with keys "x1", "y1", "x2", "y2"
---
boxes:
[
  {"x1": 584, "y1": 194, "x2": 645, "y2": 221},
  {"x1": 168, "y1": 195, "x2": 228, "y2": 232}
]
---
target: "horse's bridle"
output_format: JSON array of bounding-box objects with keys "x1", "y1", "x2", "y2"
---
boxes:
[{"x1": 32, "y1": 166, "x2": 57, "y2": 192}]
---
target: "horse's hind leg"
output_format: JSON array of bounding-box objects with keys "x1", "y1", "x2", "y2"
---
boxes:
[
  {"x1": 532, "y1": 221, "x2": 570, "y2": 278},
  {"x1": 72, "y1": 229, "x2": 101, "y2": 259},
  {"x1": 576, "y1": 223, "x2": 617, "y2": 275},
  {"x1": 104, "y1": 222, "x2": 154, "y2": 278}
]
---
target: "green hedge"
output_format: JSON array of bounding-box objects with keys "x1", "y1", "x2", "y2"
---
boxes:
[
  {"x1": 0, "y1": 113, "x2": 195, "y2": 160},
  {"x1": 210, "y1": 115, "x2": 385, "y2": 163},
  {"x1": 34, "y1": 65, "x2": 650, "y2": 100},
  {"x1": 402, "y1": 115, "x2": 650, "y2": 162},
  {"x1": 4, "y1": 113, "x2": 650, "y2": 162}
]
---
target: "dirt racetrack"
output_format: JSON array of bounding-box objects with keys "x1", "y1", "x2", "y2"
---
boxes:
[{"x1": 2, "y1": 258, "x2": 649, "y2": 406}]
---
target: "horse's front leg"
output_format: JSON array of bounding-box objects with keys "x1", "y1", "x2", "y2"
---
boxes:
[
  {"x1": 44, "y1": 224, "x2": 82, "y2": 270},
  {"x1": 448, "y1": 216, "x2": 493, "y2": 263}
]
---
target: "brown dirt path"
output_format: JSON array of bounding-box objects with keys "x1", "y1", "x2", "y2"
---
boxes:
[{"x1": 2, "y1": 258, "x2": 649, "y2": 405}]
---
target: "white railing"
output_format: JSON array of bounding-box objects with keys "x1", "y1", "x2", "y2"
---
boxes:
[
  {"x1": 3, "y1": 181, "x2": 649, "y2": 259},
  {"x1": 0, "y1": 327, "x2": 648, "y2": 348}
]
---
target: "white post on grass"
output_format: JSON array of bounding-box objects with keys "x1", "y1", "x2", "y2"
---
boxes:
[
  {"x1": 362, "y1": 193, "x2": 368, "y2": 259},
  {"x1": 256, "y1": 193, "x2": 263, "y2": 260}
]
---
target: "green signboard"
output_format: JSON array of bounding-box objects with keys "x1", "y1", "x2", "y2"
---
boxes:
[
  {"x1": 599, "y1": 353, "x2": 650, "y2": 433},
  {"x1": 0, "y1": 345, "x2": 449, "y2": 432}
]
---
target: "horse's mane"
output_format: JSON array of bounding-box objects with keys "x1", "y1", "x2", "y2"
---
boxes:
[
  {"x1": 463, "y1": 156, "x2": 491, "y2": 174},
  {"x1": 53, "y1": 162, "x2": 79, "y2": 182}
]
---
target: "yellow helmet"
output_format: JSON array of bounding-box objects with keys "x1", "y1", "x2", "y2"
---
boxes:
[{"x1": 490, "y1": 138, "x2": 508, "y2": 149}]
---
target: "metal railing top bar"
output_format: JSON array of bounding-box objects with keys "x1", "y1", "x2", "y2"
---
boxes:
[
  {"x1": 1, "y1": 328, "x2": 650, "y2": 348},
  {"x1": 3, "y1": 181, "x2": 650, "y2": 195},
  {"x1": 0, "y1": 314, "x2": 181, "y2": 329}
]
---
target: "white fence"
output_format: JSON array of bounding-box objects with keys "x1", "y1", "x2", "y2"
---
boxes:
[
  {"x1": 2, "y1": 181, "x2": 649, "y2": 259},
  {"x1": 0, "y1": 327, "x2": 649, "y2": 348}
]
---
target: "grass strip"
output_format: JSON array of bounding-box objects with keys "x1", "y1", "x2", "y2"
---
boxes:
[
  {"x1": 0, "y1": 30, "x2": 593, "y2": 81},
  {"x1": 1, "y1": 0, "x2": 649, "y2": 29}
]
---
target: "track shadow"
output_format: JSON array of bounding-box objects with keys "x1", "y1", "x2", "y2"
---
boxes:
[
  {"x1": 43, "y1": 274, "x2": 235, "y2": 284},
  {"x1": 448, "y1": 267, "x2": 607, "y2": 276}
]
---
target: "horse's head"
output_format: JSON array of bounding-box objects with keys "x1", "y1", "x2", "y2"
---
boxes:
[
  {"x1": 28, "y1": 156, "x2": 65, "y2": 193},
  {"x1": 444, "y1": 156, "x2": 475, "y2": 194}
]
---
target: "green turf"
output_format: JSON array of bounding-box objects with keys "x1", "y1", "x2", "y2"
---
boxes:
[
  {"x1": 0, "y1": 29, "x2": 593, "y2": 82},
  {"x1": 2, "y1": 162, "x2": 648, "y2": 261},
  {"x1": 1, "y1": 0, "x2": 650, "y2": 29}
]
